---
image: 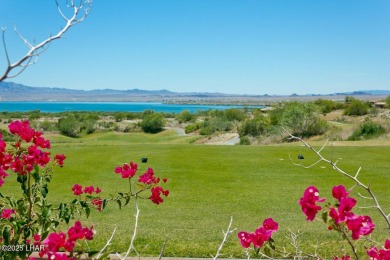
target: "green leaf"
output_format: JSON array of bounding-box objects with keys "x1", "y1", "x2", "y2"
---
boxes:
[
  {"x1": 41, "y1": 186, "x2": 49, "y2": 198},
  {"x1": 86, "y1": 207, "x2": 91, "y2": 218},
  {"x1": 116, "y1": 199, "x2": 122, "y2": 210},
  {"x1": 322, "y1": 211, "x2": 328, "y2": 223},
  {"x1": 124, "y1": 197, "x2": 131, "y2": 206}
]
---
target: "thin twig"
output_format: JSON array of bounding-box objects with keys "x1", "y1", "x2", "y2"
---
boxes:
[
  {"x1": 121, "y1": 198, "x2": 140, "y2": 260},
  {"x1": 94, "y1": 225, "x2": 117, "y2": 259},
  {"x1": 158, "y1": 241, "x2": 167, "y2": 260},
  {"x1": 213, "y1": 216, "x2": 236, "y2": 260}
]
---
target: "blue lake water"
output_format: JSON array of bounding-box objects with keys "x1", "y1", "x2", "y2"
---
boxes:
[{"x1": 0, "y1": 102, "x2": 263, "y2": 113}]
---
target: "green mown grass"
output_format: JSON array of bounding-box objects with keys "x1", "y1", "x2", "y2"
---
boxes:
[{"x1": 2, "y1": 131, "x2": 390, "y2": 258}]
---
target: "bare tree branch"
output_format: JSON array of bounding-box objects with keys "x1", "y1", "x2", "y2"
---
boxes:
[
  {"x1": 94, "y1": 225, "x2": 117, "y2": 259},
  {"x1": 0, "y1": 0, "x2": 92, "y2": 82},
  {"x1": 213, "y1": 216, "x2": 236, "y2": 260},
  {"x1": 282, "y1": 127, "x2": 390, "y2": 229},
  {"x1": 120, "y1": 198, "x2": 140, "y2": 260}
]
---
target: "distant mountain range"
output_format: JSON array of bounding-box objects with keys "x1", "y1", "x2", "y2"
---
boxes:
[{"x1": 0, "y1": 81, "x2": 389, "y2": 102}]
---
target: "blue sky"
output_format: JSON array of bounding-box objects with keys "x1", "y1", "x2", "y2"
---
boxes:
[{"x1": 1, "y1": 0, "x2": 389, "y2": 95}]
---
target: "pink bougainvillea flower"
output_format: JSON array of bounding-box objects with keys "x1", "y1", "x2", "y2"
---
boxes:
[
  {"x1": 366, "y1": 241, "x2": 390, "y2": 260},
  {"x1": 252, "y1": 226, "x2": 273, "y2": 248},
  {"x1": 91, "y1": 198, "x2": 103, "y2": 211},
  {"x1": 54, "y1": 154, "x2": 66, "y2": 167},
  {"x1": 8, "y1": 120, "x2": 35, "y2": 142},
  {"x1": 114, "y1": 161, "x2": 138, "y2": 178},
  {"x1": 83, "y1": 186, "x2": 95, "y2": 195},
  {"x1": 0, "y1": 169, "x2": 9, "y2": 187},
  {"x1": 139, "y1": 167, "x2": 159, "y2": 184},
  {"x1": 33, "y1": 131, "x2": 51, "y2": 149},
  {"x1": 95, "y1": 187, "x2": 102, "y2": 194},
  {"x1": 1, "y1": 208, "x2": 14, "y2": 220},
  {"x1": 44, "y1": 232, "x2": 67, "y2": 253},
  {"x1": 149, "y1": 186, "x2": 169, "y2": 205},
  {"x1": 71, "y1": 184, "x2": 83, "y2": 196},
  {"x1": 367, "y1": 247, "x2": 380, "y2": 259},
  {"x1": 332, "y1": 185, "x2": 350, "y2": 201},
  {"x1": 346, "y1": 215, "x2": 375, "y2": 240},
  {"x1": 237, "y1": 231, "x2": 252, "y2": 248},
  {"x1": 237, "y1": 218, "x2": 278, "y2": 249},
  {"x1": 262, "y1": 218, "x2": 279, "y2": 232},
  {"x1": 298, "y1": 186, "x2": 325, "y2": 221}
]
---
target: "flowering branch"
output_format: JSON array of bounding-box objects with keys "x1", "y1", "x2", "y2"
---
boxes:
[
  {"x1": 0, "y1": 0, "x2": 92, "y2": 82},
  {"x1": 282, "y1": 128, "x2": 390, "y2": 229},
  {"x1": 213, "y1": 216, "x2": 236, "y2": 260}
]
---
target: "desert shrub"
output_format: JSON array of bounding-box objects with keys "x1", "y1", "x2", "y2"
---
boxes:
[
  {"x1": 80, "y1": 119, "x2": 97, "y2": 134},
  {"x1": 239, "y1": 135, "x2": 251, "y2": 145},
  {"x1": 348, "y1": 120, "x2": 386, "y2": 140},
  {"x1": 28, "y1": 110, "x2": 41, "y2": 120},
  {"x1": 141, "y1": 113, "x2": 165, "y2": 133},
  {"x1": 58, "y1": 115, "x2": 80, "y2": 137},
  {"x1": 126, "y1": 112, "x2": 138, "y2": 120},
  {"x1": 280, "y1": 102, "x2": 328, "y2": 137},
  {"x1": 176, "y1": 110, "x2": 196, "y2": 123},
  {"x1": 224, "y1": 108, "x2": 246, "y2": 122},
  {"x1": 199, "y1": 118, "x2": 232, "y2": 135},
  {"x1": 40, "y1": 120, "x2": 56, "y2": 131},
  {"x1": 269, "y1": 107, "x2": 284, "y2": 126},
  {"x1": 314, "y1": 99, "x2": 344, "y2": 114},
  {"x1": 238, "y1": 115, "x2": 269, "y2": 137},
  {"x1": 344, "y1": 99, "x2": 369, "y2": 116},
  {"x1": 185, "y1": 123, "x2": 199, "y2": 134},
  {"x1": 114, "y1": 112, "x2": 126, "y2": 122}
]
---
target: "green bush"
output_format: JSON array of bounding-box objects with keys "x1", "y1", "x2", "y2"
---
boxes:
[
  {"x1": 198, "y1": 118, "x2": 232, "y2": 135},
  {"x1": 344, "y1": 99, "x2": 369, "y2": 116},
  {"x1": 224, "y1": 108, "x2": 246, "y2": 122},
  {"x1": 239, "y1": 136, "x2": 251, "y2": 145},
  {"x1": 58, "y1": 115, "x2": 80, "y2": 137},
  {"x1": 280, "y1": 102, "x2": 328, "y2": 137},
  {"x1": 313, "y1": 99, "x2": 344, "y2": 114},
  {"x1": 238, "y1": 116, "x2": 269, "y2": 137},
  {"x1": 40, "y1": 120, "x2": 56, "y2": 131},
  {"x1": 348, "y1": 121, "x2": 386, "y2": 140},
  {"x1": 185, "y1": 123, "x2": 199, "y2": 134},
  {"x1": 114, "y1": 112, "x2": 126, "y2": 122},
  {"x1": 141, "y1": 113, "x2": 165, "y2": 133},
  {"x1": 176, "y1": 110, "x2": 195, "y2": 123}
]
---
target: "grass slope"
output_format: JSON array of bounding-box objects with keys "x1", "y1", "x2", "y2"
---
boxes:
[{"x1": 3, "y1": 131, "x2": 390, "y2": 257}]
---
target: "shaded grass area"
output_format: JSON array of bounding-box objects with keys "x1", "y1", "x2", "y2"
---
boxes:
[{"x1": 2, "y1": 131, "x2": 390, "y2": 257}]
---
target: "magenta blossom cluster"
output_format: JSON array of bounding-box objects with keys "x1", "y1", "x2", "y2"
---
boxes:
[
  {"x1": 115, "y1": 161, "x2": 138, "y2": 178},
  {"x1": 114, "y1": 162, "x2": 169, "y2": 205},
  {"x1": 0, "y1": 208, "x2": 15, "y2": 220},
  {"x1": 328, "y1": 185, "x2": 375, "y2": 240},
  {"x1": 367, "y1": 240, "x2": 390, "y2": 259},
  {"x1": 298, "y1": 186, "x2": 325, "y2": 221},
  {"x1": 34, "y1": 221, "x2": 94, "y2": 259},
  {"x1": 71, "y1": 184, "x2": 103, "y2": 211},
  {"x1": 299, "y1": 185, "x2": 375, "y2": 241},
  {"x1": 238, "y1": 218, "x2": 278, "y2": 249},
  {"x1": 0, "y1": 120, "x2": 65, "y2": 186},
  {"x1": 71, "y1": 184, "x2": 101, "y2": 196}
]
